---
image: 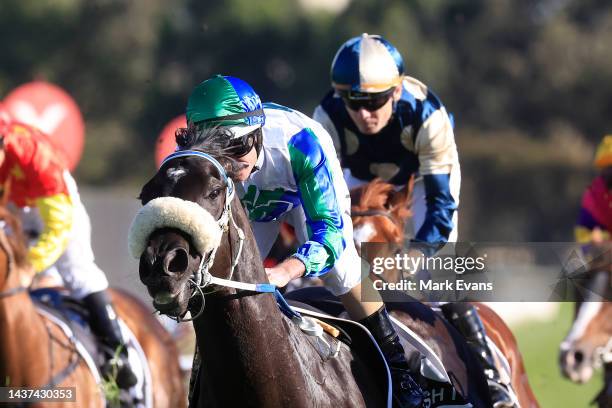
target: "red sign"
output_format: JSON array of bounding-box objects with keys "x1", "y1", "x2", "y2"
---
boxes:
[
  {"x1": 3, "y1": 81, "x2": 85, "y2": 171},
  {"x1": 155, "y1": 115, "x2": 186, "y2": 167}
]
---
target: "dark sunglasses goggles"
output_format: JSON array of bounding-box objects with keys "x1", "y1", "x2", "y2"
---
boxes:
[
  {"x1": 227, "y1": 129, "x2": 259, "y2": 157},
  {"x1": 339, "y1": 88, "x2": 395, "y2": 112}
]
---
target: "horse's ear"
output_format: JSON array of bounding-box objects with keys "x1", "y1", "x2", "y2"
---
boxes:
[
  {"x1": 138, "y1": 175, "x2": 162, "y2": 205},
  {"x1": 387, "y1": 176, "x2": 414, "y2": 215},
  {"x1": 350, "y1": 184, "x2": 365, "y2": 207}
]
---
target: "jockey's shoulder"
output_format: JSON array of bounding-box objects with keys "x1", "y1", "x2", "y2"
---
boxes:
[
  {"x1": 401, "y1": 76, "x2": 430, "y2": 100},
  {"x1": 3, "y1": 122, "x2": 38, "y2": 140},
  {"x1": 399, "y1": 76, "x2": 448, "y2": 110},
  {"x1": 264, "y1": 104, "x2": 329, "y2": 142},
  {"x1": 265, "y1": 103, "x2": 313, "y2": 128},
  {"x1": 2, "y1": 122, "x2": 57, "y2": 154}
]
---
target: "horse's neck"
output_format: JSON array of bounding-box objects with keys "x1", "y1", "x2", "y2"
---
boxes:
[
  {"x1": 0, "y1": 289, "x2": 47, "y2": 383},
  {"x1": 0, "y1": 251, "x2": 34, "y2": 331},
  {"x1": 193, "y1": 201, "x2": 310, "y2": 406},
  {"x1": 0, "y1": 234, "x2": 50, "y2": 382}
]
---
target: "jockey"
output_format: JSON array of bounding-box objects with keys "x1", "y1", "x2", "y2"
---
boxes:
[
  {"x1": 313, "y1": 34, "x2": 515, "y2": 407},
  {"x1": 575, "y1": 135, "x2": 612, "y2": 244},
  {"x1": 313, "y1": 33, "x2": 460, "y2": 243},
  {"x1": 185, "y1": 75, "x2": 424, "y2": 407},
  {"x1": 0, "y1": 104, "x2": 137, "y2": 389}
]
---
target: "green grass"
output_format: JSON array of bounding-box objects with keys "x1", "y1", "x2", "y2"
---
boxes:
[
  {"x1": 513, "y1": 303, "x2": 603, "y2": 407},
  {"x1": 99, "y1": 347, "x2": 124, "y2": 408}
]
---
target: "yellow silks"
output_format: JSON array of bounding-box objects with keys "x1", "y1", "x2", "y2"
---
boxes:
[
  {"x1": 575, "y1": 226, "x2": 610, "y2": 244},
  {"x1": 28, "y1": 193, "x2": 73, "y2": 273},
  {"x1": 594, "y1": 134, "x2": 612, "y2": 169}
]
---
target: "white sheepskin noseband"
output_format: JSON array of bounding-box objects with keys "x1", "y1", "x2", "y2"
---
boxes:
[{"x1": 128, "y1": 196, "x2": 222, "y2": 259}]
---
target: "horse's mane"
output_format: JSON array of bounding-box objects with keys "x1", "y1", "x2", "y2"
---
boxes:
[
  {"x1": 358, "y1": 179, "x2": 396, "y2": 209},
  {"x1": 0, "y1": 206, "x2": 30, "y2": 269},
  {"x1": 355, "y1": 179, "x2": 412, "y2": 222},
  {"x1": 174, "y1": 124, "x2": 246, "y2": 178}
]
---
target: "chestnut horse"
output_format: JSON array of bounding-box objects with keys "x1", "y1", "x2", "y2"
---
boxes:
[
  {"x1": 351, "y1": 179, "x2": 540, "y2": 408},
  {"x1": 131, "y1": 143, "x2": 494, "y2": 407},
  {"x1": 559, "y1": 249, "x2": 612, "y2": 407},
  {"x1": 0, "y1": 206, "x2": 185, "y2": 407}
]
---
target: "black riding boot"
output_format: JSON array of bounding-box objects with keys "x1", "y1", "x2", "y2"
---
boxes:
[
  {"x1": 441, "y1": 303, "x2": 516, "y2": 408},
  {"x1": 83, "y1": 290, "x2": 138, "y2": 389},
  {"x1": 360, "y1": 306, "x2": 424, "y2": 408}
]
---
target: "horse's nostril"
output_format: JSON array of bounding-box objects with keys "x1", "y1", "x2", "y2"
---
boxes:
[
  {"x1": 166, "y1": 248, "x2": 189, "y2": 274},
  {"x1": 573, "y1": 350, "x2": 584, "y2": 364}
]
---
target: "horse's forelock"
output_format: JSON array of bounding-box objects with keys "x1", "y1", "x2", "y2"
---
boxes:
[
  {"x1": 174, "y1": 124, "x2": 244, "y2": 181},
  {"x1": 175, "y1": 123, "x2": 233, "y2": 158}
]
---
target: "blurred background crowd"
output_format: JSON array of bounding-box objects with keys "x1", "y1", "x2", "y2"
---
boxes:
[{"x1": 2, "y1": 0, "x2": 611, "y2": 406}]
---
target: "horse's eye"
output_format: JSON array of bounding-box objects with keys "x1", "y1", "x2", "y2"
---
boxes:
[{"x1": 208, "y1": 189, "x2": 222, "y2": 200}]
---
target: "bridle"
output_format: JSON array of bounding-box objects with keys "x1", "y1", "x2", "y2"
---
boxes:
[
  {"x1": 159, "y1": 150, "x2": 275, "y2": 322},
  {"x1": 351, "y1": 208, "x2": 397, "y2": 223},
  {"x1": 561, "y1": 268, "x2": 612, "y2": 368},
  {"x1": 0, "y1": 285, "x2": 27, "y2": 299}
]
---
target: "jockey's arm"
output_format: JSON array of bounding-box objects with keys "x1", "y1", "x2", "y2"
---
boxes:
[
  {"x1": 414, "y1": 174, "x2": 456, "y2": 243},
  {"x1": 575, "y1": 191, "x2": 611, "y2": 243},
  {"x1": 4, "y1": 126, "x2": 75, "y2": 273},
  {"x1": 267, "y1": 129, "x2": 346, "y2": 287},
  {"x1": 413, "y1": 108, "x2": 458, "y2": 249},
  {"x1": 28, "y1": 193, "x2": 74, "y2": 273}
]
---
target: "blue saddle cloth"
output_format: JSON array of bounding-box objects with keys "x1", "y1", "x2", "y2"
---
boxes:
[
  {"x1": 29, "y1": 288, "x2": 104, "y2": 370},
  {"x1": 30, "y1": 288, "x2": 89, "y2": 328}
]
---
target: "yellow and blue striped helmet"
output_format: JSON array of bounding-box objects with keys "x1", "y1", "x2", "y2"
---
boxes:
[{"x1": 331, "y1": 33, "x2": 404, "y2": 94}]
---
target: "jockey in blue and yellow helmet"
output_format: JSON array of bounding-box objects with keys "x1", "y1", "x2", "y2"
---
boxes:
[{"x1": 314, "y1": 34, "x2": 517, "y2": 408}]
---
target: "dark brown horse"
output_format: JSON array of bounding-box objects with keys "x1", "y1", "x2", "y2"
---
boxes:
[
  {"x1": 351, "y1": 178, "x2": 540, "y2": 408},
  {"x1": 0, "y1": 206, "x2": 186, "y2": 407},
  {"x1": 559, "y1": 246, "x2": 612, "y2": 407},
  {"x1": 131, "y1": 144, "x2": 494, "y2": 407}
]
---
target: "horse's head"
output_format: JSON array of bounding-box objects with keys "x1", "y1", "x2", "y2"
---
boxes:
[
  {"x1": 129, "y1": 132, "x2": 245, "y2": 319},
  {"x1": 560, "y1": 247, "x2": 612, "y2": 383},
  {"x1": 350, "y1": 178, "x2": 413, "y2": 253}
]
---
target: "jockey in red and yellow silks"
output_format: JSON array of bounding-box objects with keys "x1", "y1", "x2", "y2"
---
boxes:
[
  {"x1": 0, "y1": 105, "x2": 137, "y2": 389},
  {"x1": 575, "y1": 135, "x2": 612, "y2": 243},
  {"x1": 0, "y1": 122, "x2": 73, "y2": 272}
]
